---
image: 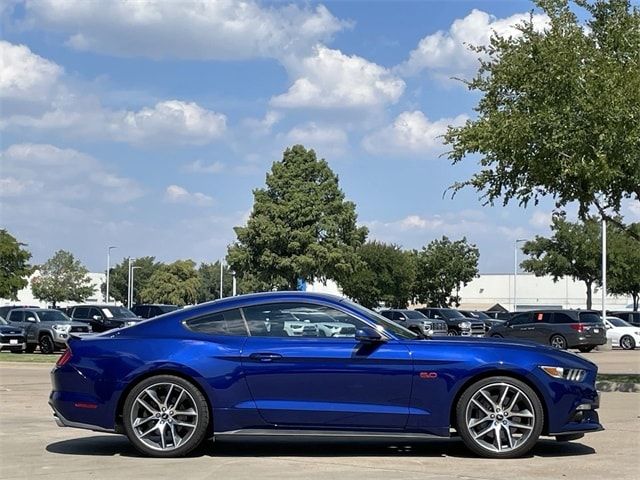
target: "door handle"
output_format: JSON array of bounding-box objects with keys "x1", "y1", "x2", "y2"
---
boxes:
[{"x1": 249, "y1": 352, "x2": 283, "y2": 362}]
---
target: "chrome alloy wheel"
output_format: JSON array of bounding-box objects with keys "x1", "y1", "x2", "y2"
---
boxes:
[
  {"x1": 130, "y1": 382, "x2": 199, "y2": 452},
  {"x1": 465, "y1": 382, "x2": 536, "y2": 453}
]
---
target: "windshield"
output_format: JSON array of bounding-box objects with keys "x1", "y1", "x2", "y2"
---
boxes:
[
  {"x1": 103, "y1": 306, "x2": 137, "y2": 319},
  {"x1": 38, "y1": 310, "x2": 71, "y2": 323},
  {"x1": 403, "y1": 310, "x2": 427, "y2": 320},
  {"x1": 441, "y1": 309, "x2": 466, "y2": 319},
  {"x1": 608, "y1": 317, "x2": 630, "y2": 328},
  {"x1": 159, "y1": 305, "x2": 179, "y2": 314},
  {"x1": 470, "y1": 311, "x2": 490, "y2": 319},
  {"x1": 341, "y1": 299, "x2": 418, "y2": 339}
]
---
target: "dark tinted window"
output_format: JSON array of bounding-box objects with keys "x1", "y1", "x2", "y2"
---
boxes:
[
  {"x1": 38, "y1": 310, "x2": 71, "y2": 322},
  {"x1": 509, "y1": 313, "x2": 530, "y2": 326},
  {"x1": 158, "y1": 305, "x2": 179, "y2": 314},
  {"x1": 552, "y1": 312, "x2": 575, "y2": 324},
  {"x1": 380, "y1": 311, "x2": 394, "y2": 319},
  {"x1": 9, "y1": 310, "x2": 24, "y2": 322},
  {"x1": 89, "y1": 307, "x2": 103, "y2": 319},
  {"x1": 102, "y1": 306, "x2": 136, "y2": 319},
  {"x1": 186, "y1": 308, "x2": 247, "y2": 335},
  {"x1": 579, "y1": 312, "x2": 602, "y2": 323},
  {"x1": 532, "y1": 312, "x2": 552, "y2": 323},
  {"x1": 243, "y1": 302, "x2": 367, "y2": 338},
  {"x1": 73, "y1": 306, "x2": 90, "y2": 319},
  {"x1": 403, "y1": 310, "x2": 426, "y2": 320}
]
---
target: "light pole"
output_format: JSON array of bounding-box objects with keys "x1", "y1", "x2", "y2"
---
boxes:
[
  {"x1": 106, "y1": 246, "x2": 117, "y2": 304},
  {"x1": 514, "y1": 239, "x2": 527, "y2": 312},
  {"x1": 129, "y1": 265, "x2": 141, "y2": 309},
  {"x1": 602, "y1": 218, "x2": 607, "y2": 320},
  {"x1": 219, "y1": 260, "x2": 224, "y2": 299},
  {"x1": 232, "y1": 271, "x2": 237, "y2": 297}
]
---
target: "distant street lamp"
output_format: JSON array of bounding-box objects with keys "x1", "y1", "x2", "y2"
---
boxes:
[
  {"x1": 219, "y1": 260, "x2": 224, "y2": 299},
  {"x1": 514, "y1": 239, "x2": 527, "y2": 312},
  {"x1": 602, "y1": 218, "x2": 607, "y2": 320},
  {"x1": 232, "y1": 271, "x2": 237, "y2": 297},
  {"x1": 106, "y1": 246, "x2": 117, "y2": 304},
  {"x1": 127, "y1": 259, "x2": 141, "y2": 309}
]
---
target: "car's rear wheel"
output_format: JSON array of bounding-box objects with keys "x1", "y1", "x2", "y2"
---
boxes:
[
  {"x1": 123, "y1": 375, "x2": 210, "y2": 457},
  {"x1": 456, "y1": 376, "x2": 544, "y2": 458},
  {"x1": 577, "y1": 346, "x2": 595, "y2": 353},
  {"x1": 447, "y1": 329, "x2": 459, "y2": 336},
  {"x1": 620, "y1": 335, "x2": 636, "y2": 350},
  {"x1": 549, "y1": 334, "x2": 567, "y2": 350},
  {"x1": 39, "y1": 335, "x2": 55, "y2": 354}
]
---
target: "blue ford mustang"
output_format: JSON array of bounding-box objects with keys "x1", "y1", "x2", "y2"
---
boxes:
[{"x1": 50, "y1": 292, "x2": 602, "y2": 458}]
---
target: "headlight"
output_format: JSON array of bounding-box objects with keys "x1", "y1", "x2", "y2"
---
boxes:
[
  {"x1": 458, "y1": 321, "x2": 471, "y2": 328},
  {"x1": 53, "y1": 324, "x2": 71, "y2": 332},
  {"x1": 540, "y1": 366, "x2": 586, "y2": 382}
]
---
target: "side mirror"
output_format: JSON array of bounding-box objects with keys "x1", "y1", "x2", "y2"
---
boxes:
[
  {"x1": 26, "y1": 316, "x2": 37, "y2": 323},
  {"x1": 92, "y1": 315, "x2": 102, "y2": 321},
  {"x1": 355, "y1": 327, "x2": 384, "y2": 343}
]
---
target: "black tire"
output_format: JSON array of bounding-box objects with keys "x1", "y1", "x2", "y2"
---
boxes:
[
  {"x1": 456, "y1": 376, "x2": 544, "y2": 459},
  {"x1": 447, "y1": 329, "x2": 459, "y2": 336},
  {"x1": 39, "y1": 335, "x2": 55, "y2": 354},
  {"x1": 123, "y1": 375, "x2": 210, "y2": 458},
  {"x1": 491, "y1": 334, "x2": 503, "y2": 338},
  {"x1": 578, "y1": 346, "x2": 595, "y2": 353},
  {"x1": 25, "y1": 343, "x2": 36, "y2": 353},
  {"x1": 549, "y1": 334, "x2": 567, "y2": 350},
  {"x1": 620, "y1": 335, "x2": 636, "y2": 350}
]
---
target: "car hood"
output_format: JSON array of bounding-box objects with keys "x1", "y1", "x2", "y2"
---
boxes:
[
  {"x1": 0, "y1": 325, "x2": 23, "y2": 334},
  {"x1": 405, "y1": 336, "x2": 597, "y2": 370}
]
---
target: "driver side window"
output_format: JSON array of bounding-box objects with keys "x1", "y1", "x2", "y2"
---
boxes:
[{"x1": 509, "y1": 313, "x2": 530, "y2": 326}]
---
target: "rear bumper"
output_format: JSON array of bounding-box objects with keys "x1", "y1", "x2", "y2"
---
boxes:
[
  {"x1": 567, "y1": 336, "x2": 607, "y2": 348},
  {"x1": 49, "y1": 400, "x2": 115, "y2": 433}
]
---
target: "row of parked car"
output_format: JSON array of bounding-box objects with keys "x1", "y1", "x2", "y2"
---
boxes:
[
  {"x1": 379, "y1": 307, "x2": 640, "y2": 351},
  {"x1": 0, "y1": 303, "x2": 179, "y2": 354}
]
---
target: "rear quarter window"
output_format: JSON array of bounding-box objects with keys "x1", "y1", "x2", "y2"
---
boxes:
[
  {"x1": 579, "y1": 312, "x2": 602, "y2": 323},
  {"x1": 185, "y1": 308, "x2": 248, "y2": 336}
]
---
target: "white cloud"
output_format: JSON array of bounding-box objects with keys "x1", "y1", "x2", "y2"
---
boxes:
[
  {"x1": 243, "y1": 110, "x2": 282, "y2": 135},
  {"x1": 529, "y1": 210, "x2": 552, "y2": 228},
  {"x1": 21, "y1": 0, "x2": 346, "y2": 61},
  {"x1": 363, "y1": 110, "x2": 468, "y2": 156},
  {"x1": 0, "y1": 42, "x2": 228, "y2": 147},
  {"x1": 184, "y1": 159, "x2": 225, "y2": 174},
  {"x1": 285, "y1": 122, "x2": 348, "y2": 155},
  {"x1": 0, "y1": 143, "x2": 143, "y2": 204},
  {"x1": 272, "y1": 45, "x2": 405, "y2": 109},
  {"x1": 624, "y1": 199, "x2": 640, "y2": 220},
  {"x1": 0, "y1": 40, "x2": 63, "y2": 101},
  {"x1": 0, "y1": 177, "x2": 41, "y2": 197},
  {"x1": 111, "y1": 101, "x2": 226, "y2": 146},
  {"x1": 165, "y1": 185, "x2": 214, "y2": 207},
  {"x1": 397, "y1": 9, "x2": 549, "y2": 78}
]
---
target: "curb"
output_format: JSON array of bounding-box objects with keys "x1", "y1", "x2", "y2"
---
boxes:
[{"x1": 595, "y1": 381, "x2": 640, "y2": 393}]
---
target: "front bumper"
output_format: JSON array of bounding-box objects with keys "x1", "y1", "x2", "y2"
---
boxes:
[{"x1": 0, "y1": 341, "x2": 26, "y2": 351}]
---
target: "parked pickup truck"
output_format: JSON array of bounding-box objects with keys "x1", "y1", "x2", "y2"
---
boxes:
[{"x1": 7, "y1": 308, "x2": 91, "y2": 354}]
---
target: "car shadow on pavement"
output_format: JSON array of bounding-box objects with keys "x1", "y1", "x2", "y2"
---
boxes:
[{"x1": 46, "y1": 436, "x2": 596, "y2": 459}]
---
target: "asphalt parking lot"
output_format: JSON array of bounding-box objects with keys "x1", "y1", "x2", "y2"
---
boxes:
[{"x1": 1, "y1": 359, "x2": 639, "y2": 480}]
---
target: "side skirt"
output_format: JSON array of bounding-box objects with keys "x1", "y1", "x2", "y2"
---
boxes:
[{"x1": 214, "y1": 429, "x2": 445, "y2": 441}]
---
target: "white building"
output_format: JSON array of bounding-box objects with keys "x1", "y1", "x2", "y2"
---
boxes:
[{"x1": 0, "y1": 272, "x2": 106, "y2": 308}]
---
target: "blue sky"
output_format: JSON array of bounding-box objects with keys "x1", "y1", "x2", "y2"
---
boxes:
[{"x1": 2, "y1": 0, "x2": 638, "y2": 274}]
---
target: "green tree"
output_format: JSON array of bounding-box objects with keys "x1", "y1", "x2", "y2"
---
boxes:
[
  {"x1": 521, "y1": 215, "x2": 601, "y2": 309},
  {"x1": 140, "y1": 260, "x2": 200, "y2": 306},
  {"x1": 608, "y1": 223, "x2": 640, "y2": 310},
  {"x1": 444, "y1": 0, "x2": 640, "y2": 239},
  {"x1": 227, "y1": 145, "x2": 368, "y2": 290},
  {"x1": 31, "y1": 250, "x2": 93, "y2": 307},
  {"x1": 413, "y1": 237, "x2": 479, "y2": 307},
  {"x1": 340, "y1": 241, "x2": 416, "y2": 309},
  {"x1": 0, "y1": 229, "x2": 32, "y2": 300},
  {"x1": 104, "y1": 256, "x2": 161, "y2": 304},
  {"x1": 198, "y1": 261, "x2": 233, "y2": 302}
]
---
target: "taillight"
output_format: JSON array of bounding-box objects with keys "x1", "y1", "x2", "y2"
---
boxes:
[
  {"x1": 56, "y1": 348, "x2": 72, "y2": 366},
  {"x1": 570, "y1": 323, "x2": 586, "y2": 333}
]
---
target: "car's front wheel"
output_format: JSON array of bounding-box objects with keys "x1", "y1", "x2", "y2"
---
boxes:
[
  {"x1": 578, "y1": 346, "x2": 595, "y2": 353},
  {"x1": 620, "y1": 335, "x2": 636, "y2": 350},
  {"x1": 456, "y1": 376, "x2": 544, "y2": 458},
  {"x1": 123, "y1": 375, "x2": 210, "y2": 457},
  {"x1": 447, "y1": 329, "x2": 459, "y2": 336},
  {"x1": 39, "y1": 335, "x2": 55, "y2": 354}
]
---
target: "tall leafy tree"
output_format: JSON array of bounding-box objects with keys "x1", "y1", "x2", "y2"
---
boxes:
[
  {"x1": 340, "y1": 241, "x2": 416, "y2": 309},
  {"x1": 31, "y1": 250, "x2": 93, "y2": 307},
  {"x1": 0, "y1": 229, "x2": 32, "y2": 300},
  {"x1": 413, "y1": 237, "x2": 479, "y2": 307},
  {"x1": 608, "y1": 223, "x2": 640, "y2": 310},
  {"x1": 227, "y1": 145, "x2": 368, "y2": 290},
  {"x1": 103, "y1": 256, "x2": 161, "y2": 305},
  {"x1": 198, "y1": 261, "x2": 233, "y2": 302},
  {"x1": 521, "y1": 215, "x2": 601, "y2": 309},
  {"x1": 445, "y1": 0, "x2": 640, "y2": 239},
  {"x1": 140, "y1": 260, "x2": 200, "y2": 306}
]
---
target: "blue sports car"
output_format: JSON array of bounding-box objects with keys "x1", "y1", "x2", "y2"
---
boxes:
[{"x1": 49, "y1": 292, "x2": 602, "y2": 458}]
